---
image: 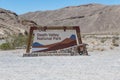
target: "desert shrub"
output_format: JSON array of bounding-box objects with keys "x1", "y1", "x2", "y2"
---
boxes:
[
  {"x1": 112, "y1": 36, "x2": 119, "y2": 47},
  {"x1": 112, "y1": 36, "x2": 119, "y2": 40},
  {"x1": 81, "y1": 35, "x2": 85, "y2": 38},
  {"x1": 0, "y1": 42, "x2": 14, "y2": 50},
  {"x1": 96, "y1": 47, "x2": 105, "y2": 51},
  {"x1": 11, "y1": 35, "x2": 28, "y2": 48},
  {"x1": 109, "y1": 46, "x2": 114, "y2": 50},
  {"x1": 0, "y1": 35, "x2": 28, "y2": 50},
  {"x1": 100, "y1": 38, "x2": 107, "y2": 43},
  {"x1": 112, "y1": 43, "x2": 119, "y2": 47}
]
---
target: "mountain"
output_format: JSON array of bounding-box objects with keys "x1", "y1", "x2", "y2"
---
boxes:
[
  {"x1": 70, "y1": 35, "x2": 76, "y2": 40},
  {"x1": 1, "y1": 3, "x2": 120, "y2": 39},
  {"x1": 20, "y1": 3, "x2": 120, "y2": 34},
  {"x1": 32, "y1": 42, "x2": 43, "y2": 47},
  {"x1": 0, "y1": 8, "x2": 37, "y2": 39}
]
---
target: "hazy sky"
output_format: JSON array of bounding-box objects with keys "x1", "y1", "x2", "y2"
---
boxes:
[{"x1": 0, "y1": 0, "x2": 120, "y2": 14}]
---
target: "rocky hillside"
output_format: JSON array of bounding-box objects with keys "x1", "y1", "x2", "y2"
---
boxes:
[
  {"x1": 0, "y1": 8, "x2": 37, "y2": 39},
  {"x1": 20, "y1": 4, "x2": 120, "y2": 34},
  {"x1": 1, "y1": 3, "x2": 120, "y2": 39}
]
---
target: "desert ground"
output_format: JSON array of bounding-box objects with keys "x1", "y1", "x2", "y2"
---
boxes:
[
  {"x1": 0, "y1": 34, "x2": 120, "y2": 80},
  {"x1": 0, "y1": 46, "x2": 120, "y2": 80}
]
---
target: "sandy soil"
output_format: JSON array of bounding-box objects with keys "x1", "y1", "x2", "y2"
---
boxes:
[{"x1": 0, "y1": 48, "x2": 120, "y2": 80}]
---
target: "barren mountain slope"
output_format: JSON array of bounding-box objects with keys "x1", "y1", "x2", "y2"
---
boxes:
[
  {"x1": 0, "y1": 8, "x2": 37, "y2": 39},
  {"x1": 20, "y1": 4, "x2": 120, "y2": 33}
]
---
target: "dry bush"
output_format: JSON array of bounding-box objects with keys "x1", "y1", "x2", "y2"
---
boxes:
[
  {"x1": 112, "y1": 36, "x2": 119, "y2": 47},
  {"x1": 96, "y1": 47, "x2": 105, "y2": 51},
  {"x1": 110, "y1": 46, "x2": 114, "y2": 50}
]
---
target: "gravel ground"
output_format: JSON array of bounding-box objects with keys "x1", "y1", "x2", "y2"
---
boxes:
[{"x1": 0, "y1": 48, "x2": 120, "y2": 80}]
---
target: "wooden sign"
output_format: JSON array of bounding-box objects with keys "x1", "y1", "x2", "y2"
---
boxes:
[{"x1": 24, "y1": 26, "x2": 85, "y2": 56}]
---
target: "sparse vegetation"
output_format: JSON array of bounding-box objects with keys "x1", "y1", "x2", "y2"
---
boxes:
[
  {"x1": 96, "y1": 47, "x2": 105, "y2": 51},
  {"x1": 0, "y1": 42, "x2": 14, "y2": 50},
  {"x1": 100, "y1": 38, "x2": 107, "y2": 43},
  {"x1": 112, "y1": 43, "x2": 119, "y2": 47},
  {"x1": 83, "y1": 34, "x2": 120, "y2": 52},
  {"x1": 0, "y1": 34, "x2": 28, "y2": 50},
  {"x1": 112, "y1": 36, "x2": 119, "y2": 47}
]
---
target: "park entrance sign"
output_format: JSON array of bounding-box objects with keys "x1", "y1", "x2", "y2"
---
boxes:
[
  {"x1": 24, "y1": 26, "x2": 88, "y2": 56},
  {"x1": 32, "y1": 29, "x2": 78, "y2": 52}
]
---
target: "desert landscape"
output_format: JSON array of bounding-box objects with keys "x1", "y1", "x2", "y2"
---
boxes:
[{"x1": 0, "y1": 3, "x2": 120, "y2": 80}]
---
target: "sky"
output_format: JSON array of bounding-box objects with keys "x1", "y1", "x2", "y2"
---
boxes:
[{"x1": 0, "y1": 0, "x2": 120, "y2": 14}]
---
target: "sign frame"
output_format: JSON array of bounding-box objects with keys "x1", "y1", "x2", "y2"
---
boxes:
[{"x1": 25, "y1": 26, "x2": 83, "y2": 55}]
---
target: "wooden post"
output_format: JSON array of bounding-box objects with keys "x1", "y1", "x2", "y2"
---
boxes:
[
  {"x1": 73, "y1": 26, "x2": 82, "y2": 44},
  {"x1": 26, "y1": 27, "x2": 34, "y2": 53}
]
